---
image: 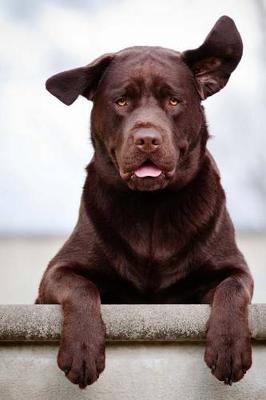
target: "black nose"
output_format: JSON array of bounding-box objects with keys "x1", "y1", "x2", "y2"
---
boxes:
[{"x1": 133, "y1": 128, "x2": 162, "y2": 152}]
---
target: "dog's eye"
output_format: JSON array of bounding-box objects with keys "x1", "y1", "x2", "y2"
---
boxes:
[
  {"x1": 169, "y1": 97, "x2": 179, "y2": 106},
  {"x1": 115, "y1": 96, "x2": 128, "y2": 107}
]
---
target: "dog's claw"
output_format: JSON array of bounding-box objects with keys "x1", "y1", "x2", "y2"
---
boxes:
[{"x1": 224, "y1": 377, "x2": 233, "y2": 385}]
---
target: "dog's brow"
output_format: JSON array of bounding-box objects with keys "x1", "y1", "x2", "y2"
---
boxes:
[
  {"x1": 154, "y1": 81, "x2": 186, "y2": 96},
  {"x1": 108, "y1": 78, "x2": 146, "y2": 96},
  {"x1": 107, "y1": 79, "x2": 131, "y2": 92}
]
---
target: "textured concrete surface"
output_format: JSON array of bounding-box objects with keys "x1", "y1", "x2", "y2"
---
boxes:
[
  {"x1": 0, "y1": 304, "x2": 266, "y2": 341},
  {"x1": 0, "y1": 305, "x2": 266, "y2": 399},
  {"x1": 1, "y1": 343, "x2": 266, "y2": 400}
]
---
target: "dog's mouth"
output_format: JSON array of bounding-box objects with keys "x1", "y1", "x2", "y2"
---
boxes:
[
  {"x1": 134, "y1": 160, "x2": 163, "y2": 178},
  {"x1": 112, "y1": 148, "x2": 177, "y2": 191},
  {"x1": 116, "y1": 157, "x2": 177, "y2": 191}
]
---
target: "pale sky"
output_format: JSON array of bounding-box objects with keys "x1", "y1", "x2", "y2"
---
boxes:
[{"x1": 0, "y1": 0, "x2": 265, "y2": 233}]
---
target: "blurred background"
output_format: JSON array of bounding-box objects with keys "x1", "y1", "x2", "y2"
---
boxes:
[{"x1": 0, "y1": 0, "x2": 265, "y2": 303}]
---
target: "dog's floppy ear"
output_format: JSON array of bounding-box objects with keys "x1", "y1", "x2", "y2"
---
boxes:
[
  {"x1": 182, "y1": 16, "x2": 243, "y2": 100},
  {"x1": 46, "y1": 53, "x2": 115, "y2": 105}
]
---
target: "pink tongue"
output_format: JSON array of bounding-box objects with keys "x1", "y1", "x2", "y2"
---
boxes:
[{"x1": 135, "y1": 164, "x2": 162, "y2": 178}]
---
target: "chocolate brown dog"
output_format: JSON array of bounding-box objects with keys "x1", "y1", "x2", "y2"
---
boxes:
[{"x1": 37, "y1": 16, "x2": 253, "y2": 388}]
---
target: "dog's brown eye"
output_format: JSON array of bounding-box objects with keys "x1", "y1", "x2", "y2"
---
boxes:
[
  {"x1": 169, "y1": 97, "x2": 179, "y2": 106},
  {"x1": 115, "y1": 96, "x2": 128, "y2": 107}
]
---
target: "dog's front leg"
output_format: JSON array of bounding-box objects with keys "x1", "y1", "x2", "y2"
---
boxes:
[
  {"x1": 204, "y1": 270, "x2": 253, "y2": 385},
  {"x1": 38, "y1": 264, "x2": 105, "y2": 388}
]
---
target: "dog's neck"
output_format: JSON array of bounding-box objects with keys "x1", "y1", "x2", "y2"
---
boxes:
[{"x1": 84, "y1": 149, "x2": 221, "y2": 210}]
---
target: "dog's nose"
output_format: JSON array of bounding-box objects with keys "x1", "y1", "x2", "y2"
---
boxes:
[{"x1": 133, "y1": 128, "x2": 162, "y2": 152}]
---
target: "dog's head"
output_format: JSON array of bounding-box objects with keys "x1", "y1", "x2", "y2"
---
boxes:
[{"x1": 46, "y1": 16, "x2": 242, "y2": 191}]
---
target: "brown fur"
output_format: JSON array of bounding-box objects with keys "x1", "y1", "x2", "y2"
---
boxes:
[{"x1": 37, "y1": 16, "x2": 253, "y2": 388}]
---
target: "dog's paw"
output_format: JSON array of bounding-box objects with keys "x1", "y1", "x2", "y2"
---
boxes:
[
  {"x1": 57, "y1": 317, "x2": 106, "y2": 389},
  {"x1": 204, "y1": 322, "x2": 252, "y2": 384}
]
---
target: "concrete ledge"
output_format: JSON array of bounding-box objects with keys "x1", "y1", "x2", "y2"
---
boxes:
[
  {"x1": 0, "y1": 304, "x2": 266, "y2": 342},
  {"x1": 1, "y1": 305, "x2": 266, "y2": 400}
]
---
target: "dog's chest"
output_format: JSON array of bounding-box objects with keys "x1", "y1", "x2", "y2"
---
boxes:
[
  {"x1": 121, "y1": 205, "x2": 189, "y2": 261},
  {"x1": 108, "y1": 213, "x2": 193, "y2": 293}
]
